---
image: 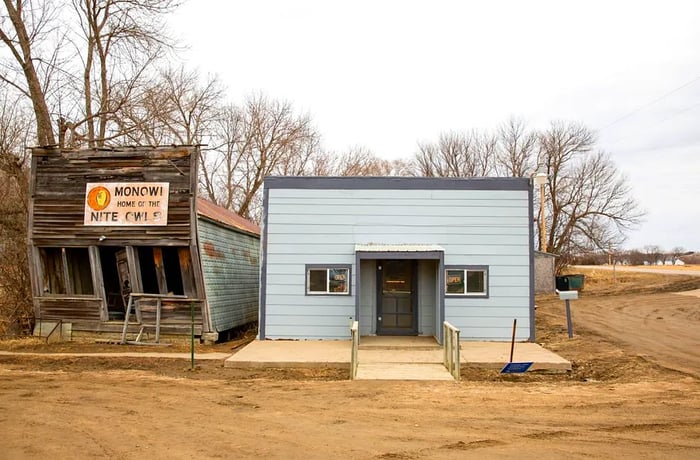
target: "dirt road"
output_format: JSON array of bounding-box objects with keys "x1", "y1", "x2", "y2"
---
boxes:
[
  {"x1": 1, "y1": 271, "x2": 700, "y2": 459},
  {"x1": 539, "y1": 290, "x2": 700, "y2": 379},
  {"x1": 0, "y1": 363, "x2": 698, "y2": 459},
  {"x1": 540, "y1": 268, "x2": 700, "y2": 379}
]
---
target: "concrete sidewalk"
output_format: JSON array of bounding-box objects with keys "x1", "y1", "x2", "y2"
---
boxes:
[{"x1": 224, "y1": 339, "x2": 571, "y2": 371}]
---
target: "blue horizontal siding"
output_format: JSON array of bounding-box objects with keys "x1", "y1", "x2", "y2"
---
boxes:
[{"x1": 263, "y1": 186, "x2": 531, "y2": 340}]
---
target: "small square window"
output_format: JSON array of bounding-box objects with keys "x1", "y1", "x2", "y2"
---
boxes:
[
  {"x1": 306, "y1": 265, "x2": 351, "y2": 295},
  {"x1": 445, "y1": 266, "x2": 488, "y2": 297}
]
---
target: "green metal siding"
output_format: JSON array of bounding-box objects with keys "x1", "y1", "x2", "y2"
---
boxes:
[{"x1": 197, "y1": 218, "x2": 260, "y2": 332}]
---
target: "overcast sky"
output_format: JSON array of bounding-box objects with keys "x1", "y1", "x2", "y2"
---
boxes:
[{"x1": 170, "y1": 0, "x2": 700, "y2": 251}]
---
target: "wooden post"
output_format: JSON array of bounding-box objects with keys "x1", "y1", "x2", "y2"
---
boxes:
[
  {"x1": 190, "y1": 301, "x2": 195, "y2": 370},
  {"x1": 121, "y1": 295, "x2": 133, "y2": 344},
  {"x1": 539, "y1": 183, "x2": 547, "y2": 253},
  {"x1": 509, "y1": 318, "x2": 517, "y2": 362},
  {"x1": 155, "y1": 298, "x2": 162, "y2": 343},
  {"x1": 565, "y1": 299, "x2": 573, "y2": 338}
]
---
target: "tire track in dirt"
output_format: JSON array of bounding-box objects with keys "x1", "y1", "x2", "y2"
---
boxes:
[{"x1": 567, "y1": 292, "x2": 700, "y2": 378}]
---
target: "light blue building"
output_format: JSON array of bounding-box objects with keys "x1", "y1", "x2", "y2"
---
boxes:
[{"x1": 259, "y1": 176, "x2": 535, "y2": 343}]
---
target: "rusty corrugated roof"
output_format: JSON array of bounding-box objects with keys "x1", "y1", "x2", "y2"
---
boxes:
[{"x1": 196, "y1": 198, "x2": 260, "y2": 236}]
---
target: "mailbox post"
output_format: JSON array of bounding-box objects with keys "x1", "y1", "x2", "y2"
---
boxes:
[{"x1": 557, "y1": 289, "x2": 578, "y2": 338}]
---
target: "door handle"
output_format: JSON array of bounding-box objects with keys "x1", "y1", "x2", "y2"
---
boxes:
[{"x1": 378, "y1": 316, "x2": 382, "y2": 321}]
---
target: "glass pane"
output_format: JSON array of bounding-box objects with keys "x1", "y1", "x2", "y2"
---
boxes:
[
  {"x1": 383, "y1": 260, "x2": 412, "y2": 293},
  {"x1": 328, "y1": 268, "x2": 348, "y2": 293},
  {"x1": 397, "y1": 298, "x2": 412, "y2": 313},
  {"x1": 383, "y1": 314, "x2": 397, "y2": 327},
  {"x1": 446, "y1": 270, "x2": 465, "y2": 294},
  {"x1": 398, "y1": 314, "x2": 413, "y2": 328},
  {"x1": 466, "y1": 270, "x2": 485, "y2": 294},
  {"x1": 308, "y1": 269, "x2": 327, "y2": 292}
]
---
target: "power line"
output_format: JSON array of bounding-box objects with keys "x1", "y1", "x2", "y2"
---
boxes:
[
  {"x1": 599, "y1": 75, "x2": 700, "y2": 132},
  {"x1": 604, "y1": 99, "x2": 700, "y2": 148}
]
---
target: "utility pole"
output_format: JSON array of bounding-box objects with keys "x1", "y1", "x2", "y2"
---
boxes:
[{"x1": 534, "y1": 172, "x2": 548, "y2": 252}]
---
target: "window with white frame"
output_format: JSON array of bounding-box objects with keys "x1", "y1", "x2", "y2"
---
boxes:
[
  {"x1": 445, "y1": 266, "x2": 488, "y2": 297},
  {"x1": 306, "y1": 265, "x2": 350, "y2": 295}
]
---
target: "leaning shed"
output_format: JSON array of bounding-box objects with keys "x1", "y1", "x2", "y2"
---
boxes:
[{"x1": 28, "y1": 146, "x2": 260, "y2": 341}]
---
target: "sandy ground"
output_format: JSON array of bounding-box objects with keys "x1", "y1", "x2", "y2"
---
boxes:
[{"x1": 1, "y1": 270, "x2": 699, "y2": 459}]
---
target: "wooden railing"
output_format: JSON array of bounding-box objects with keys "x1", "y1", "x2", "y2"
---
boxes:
[
  {"x1": 350, "y1": 321, "x2": 359, "y2": 379},
  {"x1": 120, "y1": 293, "x2": 201, "y2": 344},
  {"x1": 443, "y1": 321, "x2": 461, "y2": 381}
]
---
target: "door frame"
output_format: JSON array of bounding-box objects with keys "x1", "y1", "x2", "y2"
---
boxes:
[
  {"x1": 376, "y1": 259, "x2": 418, "y2": 335},
  {"x1": 355, "y1": 249, "x2": 445, "y2": 344}
]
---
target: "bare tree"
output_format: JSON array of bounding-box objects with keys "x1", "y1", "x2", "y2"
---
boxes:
[
  {"x1": 199, "y1": 103, "x2": 247, "y2": 209},
  {"x1": 201, "y1": 94, "x2": 320, "y2": 221},
  {"x1": 540, "y1": 122, "x2": 643, "y2": 269},
  {"x1": 623, "y1": 249, "x2": 646, "y2": 266},
  {"x1": 415, "y1": 120, "x2": 643, "y2": 270},
  {"x1": 495, "y1": 116, "x2": 537, "y2": 177},
  {"x1": 644, "y1": 245, "x2": 663, "y2": 265},
  {"x1": 670, "y1": 246, "x2": 685, "y2": 264},
  {"x1": 415, "y1": 130, "x2": 497, "y2": 177},
  {"x1": 1, "y1": 0, "x2": 179, "y2": 147},
  {"x1": 309, "y1": 146, "x2": 393, "y2": 176},
  {"x1": 0, "y1": 0, "x2": 58, "y2": 145},
  {"x1": 67, "y1": 0, "x2": 179, "y2": 147},
  {"x1": 0, "y1": 92, "x2": 32, "y2": 335},
  {"x1": 118, "y1": 66, "x2": 222, "y2": 146}
]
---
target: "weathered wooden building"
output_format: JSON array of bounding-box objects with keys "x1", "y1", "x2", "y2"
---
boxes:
[{"x1": 28, "y1": 146, "x2": 260, "y2": 341}]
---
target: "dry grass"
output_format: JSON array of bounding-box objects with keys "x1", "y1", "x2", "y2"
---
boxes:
[
  {"x1": 629, "y1": 264, "x2": 700, "y2": 271},
  {"x1": 560, "y1": 267, "x2": 700, "y2": 296}
]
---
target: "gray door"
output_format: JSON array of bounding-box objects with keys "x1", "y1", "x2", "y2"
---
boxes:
[{"x1": 377, "y1": 260, "x2": 417, "y2": 335}]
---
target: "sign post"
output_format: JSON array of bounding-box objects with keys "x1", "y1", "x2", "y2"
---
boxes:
[
  {"x1": 557, "y1": 290, "x2": 578, "y2": 338},
  {"x1": 500, "y1": 318, "x2": 534, "y2": 374}
]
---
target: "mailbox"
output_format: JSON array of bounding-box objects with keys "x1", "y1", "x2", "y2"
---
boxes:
[{"x1": 556, "y1": 289, "x2": 578, "y2": 301}]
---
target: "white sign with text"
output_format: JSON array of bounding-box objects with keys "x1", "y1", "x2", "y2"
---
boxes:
[{"x1": 84, "y1": 182, "x2": 169, "y2": 226}]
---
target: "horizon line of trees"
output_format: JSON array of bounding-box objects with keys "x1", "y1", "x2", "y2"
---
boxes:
[{"x1": 570, "y1": 246, "x2": 699, "y2": 266}]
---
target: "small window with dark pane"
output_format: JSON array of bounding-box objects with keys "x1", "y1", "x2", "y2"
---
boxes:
[
  {"x1": 445, "y1": 266, "x2": 488, "y2": 297},
  {"x1": 306, "y1": 265, "x2": 351, "y2": 295}
]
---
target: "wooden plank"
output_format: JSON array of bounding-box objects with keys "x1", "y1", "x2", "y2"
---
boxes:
[
  {"x1": 153, "y1": 247, "x2": 168, "y2": 294},
  {"x1": 61, "y1": 248, "x2": 72, "y2": 295},
  {"x1": 178, "y1": 247, "x2": 197, "y2": 297},
  {"x1": 89, "y1": 246, "x2": 108, "y2": 321},
  {"x1": 125, "y1": 246, "x2": 143, "y2": 294},
  {"x1": 38, "y1": 298, "x2": 102, "y2": 321}
]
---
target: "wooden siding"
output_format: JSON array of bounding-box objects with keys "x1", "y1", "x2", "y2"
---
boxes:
[
  {"x1": 29, "y1": 147, "x2": 195, "y2": 247},
  {"x1": 36, "y1": 297, "x2": 103, "y2": 321},
  {"x1": 263, "y1": 186, "x2": 531, "y2": 340},
  {"x1": 197, "y1": 218, "x2": 260, "y2": 332},
  {"x1": 137, "y1": 299, "x2": 204, "y2": 329}
]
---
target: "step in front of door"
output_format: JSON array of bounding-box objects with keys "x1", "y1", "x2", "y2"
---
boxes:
[{"x1": 354, "y1": 363, "x2": 455, "y2": 381}]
